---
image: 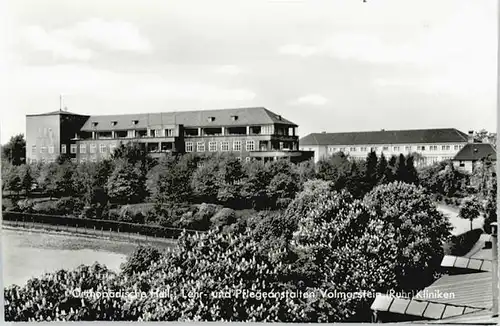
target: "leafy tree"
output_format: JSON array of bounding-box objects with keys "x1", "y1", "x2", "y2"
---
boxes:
[
  {"x1": 395, "y1": 154, "x2": 407, "y2": 182},
  {"x1": 266, "y1": 172, "x2": 299, "y2": 209},
  {"x1": 2, "y1": 134, "x2": 26, "y2": 165},
  {"x1": 37, "y1": 163, "x2": 59, "y2": 198},
  {"x1": 296, "y1": 160, "x2": 316, "y2": 186},
  {"x1": 191, "y1": 159, "x2": 219, "y2": 203},
  {"x1": 459, "y1": 197, "x2": 482, "y2": 230},
  {"x1": 240, "y1": 160, "x2": 271, "y2": 209},
  {"x1": 54, "y1": 162, "x2": 76, "y2": 196},
  {"x1": 216, "y1": 155, "x2": 244, "y2": 205},
  {"x1": 362, "y1": 182, "x2": 452, "y2": 292},
  {"x1": 106, "y1": 159, "x2": 146, "y2": 205},
  {"x1": 4, "y1": 165, "x2": 22, "y2": 197},
  {"x1": 148, "y1": 154, "x2": 193, "y2": 205}
]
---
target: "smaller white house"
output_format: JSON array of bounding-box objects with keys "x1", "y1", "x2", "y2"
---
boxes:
[{"x1": 452, "y1": 143, "x2": 496, "y2": 174}]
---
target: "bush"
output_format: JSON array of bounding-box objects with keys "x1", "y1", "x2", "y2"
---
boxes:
[
  {"x1": 54, "y1": 197, "x2": 85, "y2": 216},
  {"x1": 121, "y1": 245, "x2": 161, "y2": 277},
  {"x1": 210, "y1": 207, "x2": 236, "y2": 228},
  {"x1": 32, "y1": 200, "x2": 58, "y2": 215},
  {"x1": 16, "y1": 199, "x2": 35, "y2": 213}
]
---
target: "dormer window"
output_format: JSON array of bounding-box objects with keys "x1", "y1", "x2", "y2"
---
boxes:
[
  {"x1": 92, "y1": 122, "x2": 98, "y2": 127},
  {"x1": 277, "y1": 115, "x2": 282, "y2": 120},
  {"x1": 132, "y1": 120, "x2": 139, "y2": 125},
  {"x1": 208, "y1": 117, "x2": 215, "y2": 122},
  {"x1": 231, "y1": 115, "x2": 238, "y2": 121},
  {"x1": 111, "y1": 121, "x2": 117, "y2": 126}
]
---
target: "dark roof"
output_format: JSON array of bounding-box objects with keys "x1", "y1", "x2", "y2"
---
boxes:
[
  {"x1": 300, "y1": 128, "x2": 469, "y2": 146},
  {"x1": 26, "y1": 110, "x2": 88, "y2": 117},
  {"x1": 453, "y1": 143, "x2": 497, "y2": 162},
  {"x1": 441, "y1": 234, "x2": 492, "y2": 271},
  {"x1": 425, "y1": 309, "x2": 498, "y2": 324},
  {"x1": 79, "y1": 107, "x2": 296, "y2": 131}
]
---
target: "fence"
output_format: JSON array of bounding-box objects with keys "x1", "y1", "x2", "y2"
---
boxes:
[{"x1": 2, "y1": 211, "x2": 202, "y2": 243}]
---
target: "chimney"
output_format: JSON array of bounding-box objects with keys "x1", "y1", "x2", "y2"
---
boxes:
[
  {"x1": 468, "y1": 130, "x2": 474, "y2": 143},
  {"x1": 492, "y1": 222, "x2": 498, "y2": 317}
]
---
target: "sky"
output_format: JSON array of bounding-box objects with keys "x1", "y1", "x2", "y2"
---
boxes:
[{"x1": 0, "y1": 0, "x2": 497, "y2": 144}]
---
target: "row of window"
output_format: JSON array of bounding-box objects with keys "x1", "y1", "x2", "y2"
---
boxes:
[
  {"x1": 185, "y1": 140, "x2": 255, "y2": 153},
  {"x1": 327, "y1": 144, "x2": 464, "y2": 153},
  {"x1": 32, "y1": 143, "x2": 118, "y2": 155},
  {"x1": 33, "y1": 155, "x2": 253, "y2": 164}
]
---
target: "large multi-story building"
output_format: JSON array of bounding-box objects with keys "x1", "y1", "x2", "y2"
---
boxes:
[
  {"x1": 26, "y1": 107, "x2": 313, "y2": 164},
  {"x1": 299, "y1": 128, "x2": 476, "y2": 165}
]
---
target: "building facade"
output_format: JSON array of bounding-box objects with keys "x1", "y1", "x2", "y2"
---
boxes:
[
  {"x1": 299, "y1": 128, "x2": 474, "y2": 165},
  {"x1": 26, "y1": 107, "x2": 313, "y2": 164}
]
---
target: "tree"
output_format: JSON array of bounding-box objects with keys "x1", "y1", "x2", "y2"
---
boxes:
[
  {"x1": 106, "y1": 159, "x2": 146, "y2": 205},
  {"x1": 459, "y1": 197, "x2": 482, "y2": 230},
  {"x1": 362, "y1": 182, "x2": 452, "y2": 292},
  {"x1": 376, "y1": 153, "x2": 388, "y2": 184},
  {"x1": 2, "y1": 134, "x2": 26, "y2": 165},
  {"x1": 365, "y1": 150, "x2": 378, "y2": 188},
  {"x1": 4, "y1": 165, "x2": 22, "y2": 197},
  {"x1": 54, "y1": 162, "x2": 76, "y2": 196},
  {"x1": 148, "y1": 154, "x2": 193, "y2": 205},
  {"x1": 19, "y1": 164, "x2": 34, "y2": 196},
  {"x1": 191, "y1": 159, "x2": 219, "y2": 203},
  {"x1": 121, "y1": 245, "x2": 161, "y2": 276},
  {"x1": 266, "y1": 172, "x2": 299, "y2": 209},
  {"x1": 216, "y1": 155, "x2": 244, "y2": 205},
  {"x1": 405, "y1": 155, "x2": 419, "y2": 185},
  {"x1": 395, "y1": 154, "x2": 407, "y2": 182},
  {"x1": 37, "y1": 163, "x2": 59, "y2": 198},
  {"x1": 240, "y1": 160, "x2": 271, "y2": 209}
]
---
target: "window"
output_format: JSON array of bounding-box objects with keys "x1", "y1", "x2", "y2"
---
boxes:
[
  {"x1": 80, "y1": 144, "x2": 86, "y2": 154},
  {"x1": 209, "y1": 141, "x2": 217, "y2": 152},
  {"x1": 405, "y1": 146, "x2": 411, "y2": 151},
  {"x1": 40, "y1": 146, "x2": 46, "y2": 154},
  {"x1": 360, "y1": 147, "x2": 368, "y2": 152},
  {"x1": 393, "y1": 146, "x2": 400, "y2": 151},
  {"x1": 100, "y1": 144, "x2": 107, "y2": 153},
  {"x1": 110, "y1": 144, "x2": 117, "y2": 153},
  {"x1": 382, "y1": 146, "x2": 389, "y2": 151},
  {"x1": 246, "y1": 140, "x2": 255, "y2": 151},
  {"x1": 165, "y1": 129, "x2": 174, "y2": 137},
  {"x1": 442, "y1": 145, "x2": 451, "y2": 150},
  {"x1": 132, "y1": 120, "x2": 139, "y2": 125},
  {"x1": 245, "y1": 157, "x2": 251, "y2": 162},
  {"x1": 90, "y1": 155, "x2": 97, "y2": 163},
  {"x1": 418, "y1": 146, "x2": 426, "y2": 151},
  {"x1": 231, "y1": 115, "x2": 238, "y2": 121},
  {"x1": 92, "y1": 122, "x2": 98, "y2": 127},
  {"x1": 221, "y1": 141, "x2": 229, "y2": 152},
  {"x1": 186, "y1": 142, "x2": 194, "y2": 152},
  {"x1": 280, "y1": 142, "x2": 284, "y2": 150},
  {"x1": 459, "y1": 161, "x2": 465, "y2": 167},
  {"x1": 197, "y1": 142, "x2": 205, "y2": 152},
  {"x1": 90, "y1": 143, "x2": 97, "y2": 153},
  {"x1": 111, "y1": 121, "x2": 117, "y2": 126},
  {"x1": 233, "y1": 141, "x2": 242, "y2": 151},
  {"x1": 207, "y1": 117, "x2": 215, "y2": 122},
  {"x1": 32, "y1": 145, "x2": 37, "y2": 154},
  {"x1": 328, "y1": 147, "x2": 336, "y2": 153},
  {"x1": 70, "y1": 144, "x2": 77, "y2": 154},
  {"x1": 350, "y1": 147, "x2": 356, "y2": 152},
  {"x1": 429, "y1": 145, "x2": 438, "y2": 151},
  {"x1": 371, "y1": 147, "x2": 378, "y2": 152},
  {"x1": 48, "y1": 146, "x2": 54, "y2": 154}
]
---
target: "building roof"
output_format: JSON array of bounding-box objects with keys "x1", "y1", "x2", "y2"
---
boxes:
[
  {"x1": 299, "y1": 128, "x2": 469, "y2": 146},
  {"x1": 371, "y1": 272, "x2": 492, "y2": 320},
  {"x1": 79, "y1": 107, "x2": 296, "y2": 131},
  {"x1": 26, "y1": 110, "x2": 88, "y2": 117},
  {"x1": 423, "y1": 309, "x2": 498, "y2": 324},
  {"x1": 441, "y1": 233, "x2": 492, "y2": 271},
  {"x1": 453, "y1": 143, "x2": 497, "y2": 162}
]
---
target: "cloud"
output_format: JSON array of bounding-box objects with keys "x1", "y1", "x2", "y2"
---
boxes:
[
  {"x1": 213, "y1": 65, "x2": 243, "y2": 75},
  {"x1": 21, "y1": 26, "x2": 93, "y2": 61},
  {"x1": 292, "y1": 94, "x2": 328, "y2": 106},
  {"x1": 10, "y1": 64, "x2": 255, "y2": 102},
  {"x1": 20, "y1": 18, "x2": 152, "y2": 60},
  {"x1": 278, "y1": 44, "x2": 319, "y2": 57}
]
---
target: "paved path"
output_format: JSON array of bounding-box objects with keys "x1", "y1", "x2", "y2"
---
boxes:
[{"x1": 436, "y1": 204, "x2": 484, "y2": 235}]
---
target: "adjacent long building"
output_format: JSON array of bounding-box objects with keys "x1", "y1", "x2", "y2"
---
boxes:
[
  {"x1": 26, "y1": 107, "x2": 314, "y2": 164},
  {"x1": 299, "y1": 128, "x2": 475, "y2": 166}
]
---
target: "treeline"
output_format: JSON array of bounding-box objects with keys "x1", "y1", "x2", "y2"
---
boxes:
[{"x1": 4, "y1": 181, "x2": 453, "y2": 322}]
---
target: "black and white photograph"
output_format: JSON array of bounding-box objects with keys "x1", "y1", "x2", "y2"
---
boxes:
[{"x1": 0, "y1": 0, "x2": 498, "y2": 323}]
